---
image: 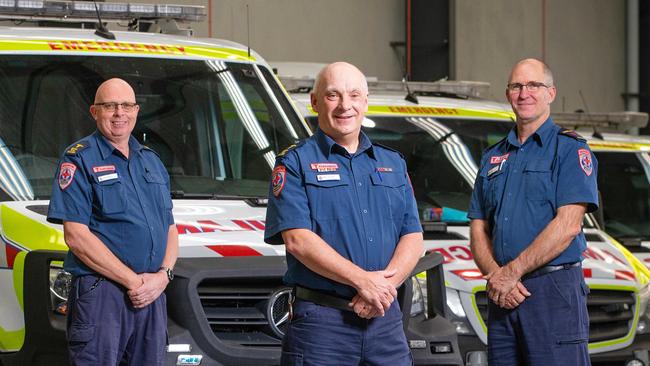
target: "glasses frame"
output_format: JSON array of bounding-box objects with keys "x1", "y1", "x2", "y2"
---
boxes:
[
  {"x1": 506, "y1": 81, "x2": 551, "y2": 93},
  {"x1": 94, "y1": 102, "x2": 139, "y2": 112}
]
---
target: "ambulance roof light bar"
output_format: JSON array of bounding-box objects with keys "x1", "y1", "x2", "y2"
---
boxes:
[
  {"x1": 0, "y1": 1, "x2": 206, "y2": 22},
  {"x1": 552, "y1": 111, "x2": 649, "y2": 133},
  {"x1": 278, "y1": 76, "x2": 490, "y2": 99}
]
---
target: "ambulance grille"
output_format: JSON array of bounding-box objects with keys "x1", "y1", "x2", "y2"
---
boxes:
[
  {"x1": 197, "y1": 280, "x2": 286, "y2": 348},
  {"x1": 474, "y1": 289, "x2": 635, "y2": 343}
]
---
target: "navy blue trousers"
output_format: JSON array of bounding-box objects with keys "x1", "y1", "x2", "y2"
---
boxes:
[
  {"x1": 66, "y1": 275, "x2": 167, "y2": 366},
  {"x1": 487, "y1": 265, "x2": 590, "y2": 366},
  {"x1": 281, "y1": 299, "x2": 413, "y2": 366}
]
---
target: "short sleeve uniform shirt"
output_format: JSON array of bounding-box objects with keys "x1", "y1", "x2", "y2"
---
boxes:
[
  {"x1": 264, "y1": 129, "x2": 422, "y2": 297},
  {"x1": 47, "y1": 131, "x2": 174, "y2": 276},
  {"x1": 468, "y1": 118, "x2": 598, "y2": 266}
]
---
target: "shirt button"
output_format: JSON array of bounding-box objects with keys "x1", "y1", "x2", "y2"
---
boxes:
[
  {"x1": 358, "y1": 182, "x2": 362, "y2": 186},
  {"x1": 368, "y1": 237, "x2": 373, "y2": 242},
  {"x1": 363, "y1": 209, "x2": 368, "y2": 214},
  {"x1": 504, "y1": 217, "x2": 509, "y2": 221},
  {"x1": 508, "y1": 192, "x2": 512, "y2": 196}
]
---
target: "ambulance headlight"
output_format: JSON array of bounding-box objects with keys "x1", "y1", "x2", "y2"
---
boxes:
[
  {"x1": 637, "y1": 283, "x2": 650, "y2": 334},
  {"x1": 410, "y1": 276, "x2": 426, "y2": 317},
  {"x1": 49, "y1": 266, "x2": 72, "y2": 315},
  {"x1": 446, "y1": 288, "x2": 476, "y2": 335}
]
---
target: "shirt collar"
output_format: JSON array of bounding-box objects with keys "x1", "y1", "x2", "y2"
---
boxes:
[
  {"x1": 315, "y1": 128, "x2": 375, "y2": 159},
  {"x1": 506, "y1": 117, "x2": 555, "y2": 148},
  {"x1": 94, "y1": 130, "x2": 143, "y2": 160}
]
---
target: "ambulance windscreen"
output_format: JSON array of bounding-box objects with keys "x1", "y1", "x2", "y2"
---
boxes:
[{"x1": 0, "y1": 55, "x2": 308, "y2": 200}]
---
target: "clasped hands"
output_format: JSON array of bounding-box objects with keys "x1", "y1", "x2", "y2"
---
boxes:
[
  {"x1": 127, "y1": 271, "x2": 169, "y2": 309},
  {"x1": 348, "y1": 269, "x2": 398, "y2": 319},
  {"x1": 485, "y1": 265, "x2": 531, "y2": 309}
]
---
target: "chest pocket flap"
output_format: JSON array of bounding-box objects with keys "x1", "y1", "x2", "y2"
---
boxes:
[
  {"x1": 523, "y1": 160, "x2": 553, "y2": 173},
  {"x1": 144, "y1": 171, "x2": 165, "y2": 184},
  {"x1": 304, "y1": 172, "x2": 350, "y2": 187},
  {"x1": 523, "y1": 159, "x2": 553, "y2": 200},
  {"x1": 144, "y1": 170, "x2": 172, "y2": 209},
  {"x1": 92, "y1": 174, "x2": 125, "y2": 214},
  {"x1": 370, "y1": 172, "x2": 406, "y2": 187}
]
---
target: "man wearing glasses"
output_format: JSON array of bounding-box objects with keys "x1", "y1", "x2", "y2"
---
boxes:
[
  {"x1": 468, "y1": 59, "x2": 598, "y2": 365},
  {"x1": 47, "y1": 78, "x2": 178, "y2": 365}
]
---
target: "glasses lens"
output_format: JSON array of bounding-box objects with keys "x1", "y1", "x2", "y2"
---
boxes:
[
  {"x1": 525, "y1": 82, "x2": 539, "y2": 92},
  {"x1": 508, "y1": 83, "x2": 522, "y2": 92},
  {"x1": 97, "y1": 102, "x2": 136, "y2": 112},
  {"x1": 120, "y1": 103, "x2": 134, "y2": 112}
]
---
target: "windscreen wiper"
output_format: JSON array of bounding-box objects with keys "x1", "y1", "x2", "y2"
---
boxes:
[{"x1": 170, "y1": 190, "x2": 267, "y2": 206}]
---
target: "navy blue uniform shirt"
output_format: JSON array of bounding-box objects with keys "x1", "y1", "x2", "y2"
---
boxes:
[
  {"x1": 468, "y1": 118, "x2": 598, "y2": 266},
  {"x1": 47, "y1": 130, "x2": 174, "y2": 276},
  {"x1": 264, "y1": 129, "x2": 422, "y2": 298}
]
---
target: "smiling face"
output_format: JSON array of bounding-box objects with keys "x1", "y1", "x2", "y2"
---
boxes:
[
  {"x1": 310, "y1": 62, "x2": 368, "y2": 144},
  {"x1": 506, "y1": 59, "x2": 556, "y2": 126},
  {"x1": 90, "y1": 78, "x2": 139, "y2": 147}
]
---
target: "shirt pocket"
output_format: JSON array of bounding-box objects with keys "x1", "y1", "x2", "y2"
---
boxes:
[
  {"x1": 523, "y1": 160, "x2": 552, "y2": 201},
  {"x1": 144, "y1": 171, "x2": 173, "y2": 210},
  {"x1": 92, "y1": 175, "x2": 126, "y2": 215},
  {"x1": 483, "y1": 168, "x2": 505, "y2": 209},
  {"x1": 304, "y1": 172, "x2": 352, "y2": 219},
  {"x1": 370, "y1": 172, "x2": 406, "y2": 219}
]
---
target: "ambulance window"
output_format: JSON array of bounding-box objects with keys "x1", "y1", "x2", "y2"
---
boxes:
[{"x1": 595, "y1": 151, "x2": 650, "y2": 241}]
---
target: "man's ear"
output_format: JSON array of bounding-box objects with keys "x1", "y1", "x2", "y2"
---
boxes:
[{"x1": 310, "y1": 92, "x2": 318, "y2": 113}]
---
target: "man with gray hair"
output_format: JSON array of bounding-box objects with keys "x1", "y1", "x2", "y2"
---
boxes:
[
  {"x1": 265, "y1": 62, "x2": 423, "y2": 365},
  {"x1": 469, "y1": 58, "x2": 598, "y2": 365}
]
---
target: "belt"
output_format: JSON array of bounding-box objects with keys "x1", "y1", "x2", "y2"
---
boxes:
[
  {"x1": 294, "y1": 286, "x2": 352, "y2": 312},
  {"x1": 522, "y1": 262, "x2": 581, "y2": 281}
]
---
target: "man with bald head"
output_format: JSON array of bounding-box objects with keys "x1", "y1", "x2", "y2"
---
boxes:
[
  {"x1": 469, "y1": 59, "x2": 598, "y2": 365},
  {"x1": 48, "y1": 78, "x2": 178, "y2": 365},
  {"x1": 265, "y1": 62, "x2": 423, "y2": 365}
]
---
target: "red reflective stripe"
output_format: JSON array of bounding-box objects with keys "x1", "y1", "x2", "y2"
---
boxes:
[
  {"x1": 614, "y1": 270, "x2": 635, "y2": 281},
  {"x1": 582, "y1": 268, "x2": 592, "y2": 278},
  {"x1": 232, "y1": 220, "x2": 254, "y2": 231},
  {"x1": 247, "y1": 220, "x2": 266, "y2": 230},
  {"x1": 176, "y1": 223, "x2": 201, "y2": 235},
  {"x1": 450, "y1": 269, "x2": 483, "y2": 281},
  {"x1": 6, "y1": 244, "x2": 20, "y2": 268},
  {"x1": 207, "y1": 245, "x2": 262, "y2": 256}
]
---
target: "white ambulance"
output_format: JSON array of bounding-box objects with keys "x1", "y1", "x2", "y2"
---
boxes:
[
  {"x1": 283, "y1": 74, "x2": 650, "y2": 366},
  {"x1": 0, "y1": 3, "x2": 460, "y2": 366},
  {"x1": 551, "y1": 114, "x2": 650, "y2": 273}
]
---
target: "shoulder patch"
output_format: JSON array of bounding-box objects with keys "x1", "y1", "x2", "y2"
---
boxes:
[
  {"x1": 559, "y1": 128, "x2": 586, "y2": 142},
  {"x1": 65, "y1": 141, "x2": 89, "y2": 155}
]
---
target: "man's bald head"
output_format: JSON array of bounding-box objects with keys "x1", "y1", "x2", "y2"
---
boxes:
[
  {"x1": 94, "y1": 78, "x2": 136, "y2": 104},
  {"x1": 312, "y1": 62, "x2": 368, "y2": 97},
  {"x1": 509, "y1": 58, "x2": 554, "y2": 86}
]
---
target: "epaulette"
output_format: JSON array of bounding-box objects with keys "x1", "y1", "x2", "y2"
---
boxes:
[
  {"x1": 65, "y1": 141, "x2": 90, "y2": 155},
  {"x1": 559, "y1": 128, "x2": 586, "y2": 142},
  {"x1": 277, "y1": 140, "x2": 306, "y2": 158},
  {"x1": 372, "y1": 142, "x2": 405, "y2": 159},
  {"x1": 142, "y1": 144, "x2": 161, "y2": 157}
]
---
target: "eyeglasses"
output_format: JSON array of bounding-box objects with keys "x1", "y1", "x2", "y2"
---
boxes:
[
  {"x1": 506, "y1": 81, "x2": 551, "y2": 93},
  {"x1": 94, "y1": 102, "x2": 138, "y2": 112}
]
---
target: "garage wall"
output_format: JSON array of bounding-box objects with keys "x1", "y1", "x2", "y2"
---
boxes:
[
  {"x1": 453, "y1": 0, "x2": 626, "y2": 112},
  {"x1": 206, "y1": 0, "x2": 405, "y2": 80}
]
